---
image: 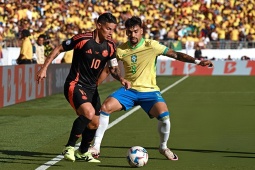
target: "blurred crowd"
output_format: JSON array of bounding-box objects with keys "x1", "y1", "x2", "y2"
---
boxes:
[{"x1": 0, "y1": 0, "x2": 255, "y2": 51}]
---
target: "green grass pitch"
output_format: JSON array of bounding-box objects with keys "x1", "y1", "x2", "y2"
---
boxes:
[{"x1": 0, "y1": 76, "x2": 255, "y2": 170}]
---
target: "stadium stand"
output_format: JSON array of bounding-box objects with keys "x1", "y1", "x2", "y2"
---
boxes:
[{"x1": 0, "y1": 0, "x2": 255, "y2": 50}]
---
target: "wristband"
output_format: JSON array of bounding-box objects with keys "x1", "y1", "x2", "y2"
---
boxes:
[{"x1": 194, "y1": 60, "x2": 201, "y2": 65}]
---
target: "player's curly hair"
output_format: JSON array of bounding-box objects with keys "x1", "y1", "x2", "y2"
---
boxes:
[
  {"x1": 97, "y1": 13, "x2": 117, "y2": 24},
  {"x1": 125, "y1": 16, "x2": 142, "y2": 28}
]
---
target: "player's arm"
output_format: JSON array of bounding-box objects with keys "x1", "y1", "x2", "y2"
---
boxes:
[
  {"x1": 36, "y1": 45, "x2": 64, "y2": 83},
  {"x1": 108, "y1": 58, "x2": 131, "y2": 89},
  {"x1": 165, "y1": 49, "x2": 213, "y2": 67}
]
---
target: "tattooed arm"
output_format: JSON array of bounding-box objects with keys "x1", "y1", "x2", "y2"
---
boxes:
[
  {"x1": 109, "y1": 66, "x2": 122, "y2": 81},
  {"x1": 165, "y1": 49, "x2": 213, "y2": 67},
  {"x1": 109, "y1": 66, "x2": 131, "y2": 89}
]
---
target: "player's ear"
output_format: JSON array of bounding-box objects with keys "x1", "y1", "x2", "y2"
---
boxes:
[
  {"x1": 97, "y1": 22, "x2": 102, "y2": 29},
  {"x1": 140, "y1": 28, "x2": 143, "y2": 35}
]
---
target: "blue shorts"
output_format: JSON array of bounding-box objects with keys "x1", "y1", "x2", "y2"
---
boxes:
[{"x1": 109, "y1": 87, "x2": 166, "y2": 118}]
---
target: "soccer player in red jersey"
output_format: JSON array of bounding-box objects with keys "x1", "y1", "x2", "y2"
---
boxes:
[{"x1": 36, "y1": 13, "x2": 131, "y2": 162}]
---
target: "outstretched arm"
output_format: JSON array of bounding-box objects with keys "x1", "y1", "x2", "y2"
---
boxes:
[
  {"x1": 165, "y1": 49, "x2": 213, "y2": 67},
  {"x1": 36, "y1": 45, "x2": 64, "y2": 83}
]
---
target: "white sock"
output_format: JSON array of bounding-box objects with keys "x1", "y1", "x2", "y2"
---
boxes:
[
  {"x1": 158, "y1": 118, "x2": 170, "y2": 150},
  {"x1": 93, "y1": 112, "x2": 110, "y2": 151}
]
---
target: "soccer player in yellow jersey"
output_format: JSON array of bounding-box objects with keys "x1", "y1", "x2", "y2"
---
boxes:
[{"x1": 89, "y1": 16, "x2": 213, "y2": 161}]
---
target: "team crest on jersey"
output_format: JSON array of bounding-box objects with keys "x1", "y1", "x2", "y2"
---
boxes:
[
  {"x1": 102, "y1": 50, "x2": 108, "y2": 57},
  {"x1": 66, "y1": 39, "x2": 71, "y2": 45},
  {"x1": 131, "y1": 54, "x2": 137, "y2": 74},
  {"x1": 131, "y1": 55, "x2": 137, "y2": 63}
]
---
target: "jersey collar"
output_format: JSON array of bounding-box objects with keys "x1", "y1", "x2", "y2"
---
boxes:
[{"x1": 128, "y1": 38, "x2": 144, "y2": 49}]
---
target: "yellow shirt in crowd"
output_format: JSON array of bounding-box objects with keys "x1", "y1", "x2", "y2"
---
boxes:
[{"x1": 20, "y1": 37, "x2": 32, "y2": 60}]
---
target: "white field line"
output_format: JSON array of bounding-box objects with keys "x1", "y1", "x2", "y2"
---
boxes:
[{"x1": 35, "y1": 75, "x2": 188, "y2": 170}]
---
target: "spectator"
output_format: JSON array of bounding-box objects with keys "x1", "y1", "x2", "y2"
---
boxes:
[
  {"x1": 194, "y1": 45, "x2": 207, "y2": 60},
  {"x1": 217, "y1": 24, "x2": 226, "y2": 49},
  {"x1": 210, "y1": 28, "x2": 218, "y2": 49},
  {"x1": 241, "y1": 55, "x2": 250, "y2": 60},
  {"x1": 185, "y1": 34, "x2": 194, "y2": 56},
  {"x1": 33, "y1": 34, "x2": 45, "y2": 64},
  {"x1": 16, "y1": 29, "x2": 33, "y2": 64},
  {"x1": 230, "y1": 26, "x2": 240, "y2": 49},
  {"x1": 194, "y1": 45, "x2": 202, "y2": 60},
  {"x1": 225, "y1": 55, "x2": 232, "y2": 60}
]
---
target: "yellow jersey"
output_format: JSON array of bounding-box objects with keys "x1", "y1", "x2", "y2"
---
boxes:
[
  {"x1": 117, "y1": 38, "x2": 168, "y2": 92},
  {"x1": 20, "y1": 37, "x2": 32, "y2": 60}
]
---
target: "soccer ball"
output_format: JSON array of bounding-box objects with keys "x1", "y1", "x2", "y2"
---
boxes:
[{"x1": 126, "y1": 146, "x2": 148, "y2": 167}]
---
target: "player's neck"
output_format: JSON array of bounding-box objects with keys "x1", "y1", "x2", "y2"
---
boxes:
[
  {"x1": 93, "y1": 30, "x2": 105, "y2": 44},
  {"x1": 128, "y1": 38, "x2": 144, "y2": 49}
]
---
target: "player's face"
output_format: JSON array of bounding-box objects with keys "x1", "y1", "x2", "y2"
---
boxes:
[
  {"x1": 126, "y1": 25, "x2": 143, "y2": 46},
  {"x1": 98, "y1": 22, "x2": 117, "y2": 40}
]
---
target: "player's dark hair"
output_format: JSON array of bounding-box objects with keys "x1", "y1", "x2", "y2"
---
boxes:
[
  {"x1": 125, "y1": 16, "x2": 142, "y2": 28},
  {"x1": 97, "y1": 13, "x2": 117, "y2": 24}
]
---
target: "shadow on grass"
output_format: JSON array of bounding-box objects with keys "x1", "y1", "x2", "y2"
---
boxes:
[
  {"x1": 224, "y1": 155, "x2": 255, "y2": 159},
  {"x1": 102, "y1": 146, "x2": 255, "y2": 155},
  {"x1": 0, "y1": 149, "x2": 61, "y2": 166},
  {"x1": 97, "y1": 165, "x2": 131, "y2": 168},
  {"x1": 0, "y1": 150, "x2": 57, "y2": 157}
]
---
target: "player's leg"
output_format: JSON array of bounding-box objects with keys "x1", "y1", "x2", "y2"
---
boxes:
[
  {"x1": 150, "y1": 102, "x2": 178, "y2": 161},
  {"x1": 62, "y1": 102, "x2": 95, "y2": 162},
  {"x1": 140, "y1": 91, "x2": 178, "y2": 161},
  {"x1": 75, "y1": 115, "x2": 100, "y2": 163},
  {"x1": 79, "y1": 90, "x2": 101, "y2": 153},
  {"x1": 79, "y1": 116, "x2": 99, "y2": 154},
  {"x1": 62, "y1": 85, "x2": 96, "y2": 162},
  {"x1": 90, "y1": 87, "x2": 136, "y2": 156},
  {"x1": 90, "y1": 97, "x2": 122, "y2": 154},
  {"x1": 77, "y1": 92, "x2": 101, "y2": 162}
]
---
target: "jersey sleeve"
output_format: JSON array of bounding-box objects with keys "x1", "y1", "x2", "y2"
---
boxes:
[
  {"x1": 62, "y1": 34, "x2": 86, "y2": 51},
  {"x1": 107, "y1": 42, "x2": 118, "y2": 67},
  {"x1": 151, "y1": 40, "x2": 169, "y2": 56},
  {"x1": 116, "y1": 43, "x2": 126, "y2": 60},
  {"x1": 107, "y1": 41, "x2": 117, "y2": 60}
]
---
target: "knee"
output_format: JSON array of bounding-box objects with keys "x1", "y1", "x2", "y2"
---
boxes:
[
  {"x1": 101, "y1": 102, "x2": 113, "y2": 113},
  {"x1": 77, "y1": 110, "x2": 95, "y2": 120},
  {"x1": 79, "y1": 106, "x2": 95, "y2": 119}
]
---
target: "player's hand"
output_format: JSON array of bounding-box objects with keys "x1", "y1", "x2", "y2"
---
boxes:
[
  {"x1": 121, "y1": 78, "x2": 131, "y2": 89},
  {"x1": 199, "y1": 60, "x2": 214, "y2": 67},
  {"x1": 36, "y1": 67, "x2": 47, "y2": 84}
]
